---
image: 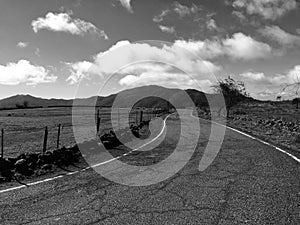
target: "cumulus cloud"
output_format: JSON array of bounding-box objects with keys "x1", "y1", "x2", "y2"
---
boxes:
[
  {"x1": 158, "y1": 25, "x2": 175, "y2": 34},
  {"x1": 285, "y1": 65, "x2": 300, "y2": 84},
  {"x1": 222, "y1": 33, "x2": 272, "y2": 60},
  {"x1": 65, "y1": 61, "x2": 95, "y2": 84},
  {"x1": 0, "y1": 60, "x2": 57, "y2": 85},
  {"x1": 118, "y1": 62, "x2": 213, "y2": 92},
  {"x1": 258, "y1": 25, "x2": 300, "y2": 46},
  {"x1": 119, "y1": 72, "x2": 213, "y2": 92},
  {"x1": 66, "y1": 34, "x2": 272, "y2": 87},
  {"x1": 65, "y1": 40, "x2": 221, "y2": 88},
  {"x1": 240, "y1": 71, "x2": 266, "y2": 80},
  {"x1": 117, "y1": 0, "x2": 133, "y2": 13},
  {"x1": 173, "y1": 39, "x2": 224, "y2": 59},
  {"x1": 173, "y1": 33, "x2": 272, "y2": 60},
  {"x1": 232, "y1": 0, "x2": 298, "y2": 20},
  {"x1": 238, "y1": 65, "x2": 300, "y2": 99},
  {"x1": 239, "y1": 65, "x2": 300, "y2": 86},
  {"x1": 16, "y1": 42, "x2": 29, "y2": 48},
  {"x1": 31, "y1": 12, "x2": 108, "y2": 39}
]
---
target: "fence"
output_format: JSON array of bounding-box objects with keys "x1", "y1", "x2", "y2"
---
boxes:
[{"x1": 0, "y1": 108, "x2": 167, "y2": 159}]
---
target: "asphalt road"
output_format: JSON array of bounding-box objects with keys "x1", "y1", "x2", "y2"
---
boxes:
[{"x1": 0, "y1": 112, "x2": 300, "y2": 225}]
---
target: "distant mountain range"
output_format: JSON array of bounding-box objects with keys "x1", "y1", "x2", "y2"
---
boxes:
[{"x1": 0, "y1": 85, "x2": 250, "y2": 110}]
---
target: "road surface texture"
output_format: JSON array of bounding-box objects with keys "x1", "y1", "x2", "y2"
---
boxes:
[{"x1": 0, "y1": 112, "x2": 299, "y2": 225}]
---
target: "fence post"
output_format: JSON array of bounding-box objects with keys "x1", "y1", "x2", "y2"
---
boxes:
[
  {"x1": 43, "y1": 126, "x2": 48, "y2": 154},
  {"x1": 135, "y1": 110, "x2": 138, "y2": 124},
  {"x1": 118, "y1": 108, "x2": 120, "y2": 130},
  {"x1": 140, "y1": 110, "x2": 143, "y2": 123},
  {"x1": 96, "y1": 109, "x2": 100, "y2": 133},
  {"x1": 57, "y1": 124, "x2": 61, "y2": 149},
  {"x1": 1, "y1": 128, "x2": 3, "y2": 158}
]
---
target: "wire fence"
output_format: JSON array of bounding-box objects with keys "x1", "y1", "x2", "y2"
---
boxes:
[{"x1": 0, "y1": 107, "x2": 167, "y2": 158}]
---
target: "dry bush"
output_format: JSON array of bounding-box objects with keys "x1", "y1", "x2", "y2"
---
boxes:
[{"x1": 294, "y1": 134, "x2": 300, "y2": 143}]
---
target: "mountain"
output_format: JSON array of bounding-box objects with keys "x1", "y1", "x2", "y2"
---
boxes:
[
  {"x1": 0, "y1": 85, "x2": 231, "y2": 110},
  {"x1": 0, "y1": 94, "x2": 71, "y2": 109}
]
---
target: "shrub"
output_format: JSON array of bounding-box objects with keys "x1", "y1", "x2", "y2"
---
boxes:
[{"x1": 294, "y1": 134, "x2": 300, "y2": 143}]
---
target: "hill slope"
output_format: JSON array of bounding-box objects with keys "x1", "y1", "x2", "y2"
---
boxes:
[{"x1": 0, "y1": 85, "x2": 238, "y2": 110}]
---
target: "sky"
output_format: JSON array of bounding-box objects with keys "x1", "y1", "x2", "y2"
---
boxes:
[{"x1": 0, "y1": 0, "x2": 300, "y2": 100}]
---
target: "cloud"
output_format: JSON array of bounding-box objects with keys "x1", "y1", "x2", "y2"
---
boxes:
[
  {"x1": 31, "y1": 12, "x2": 108, "y2": 39},
  {"x1": 65, "y1": 61, "x2": 101, "y2": 84},
  {"x1": 153, "y1": 10, "x2": 169, "y2": 23},
  {"x1": 257, "y1": 89, "x2": 276, "y2": 97},
  {"x1": 16, "y1": 42, "x2": 29, "y2": 48},
  {"x1": 158, "y1": 25, "x2": 175, "y2": 34},
  {"x1": 206, "y1": 18, "x2": 218, "y2": 31},
  {"x1": 35, "y1": 48, "x2": 40, "y2": 57},
  {"x1": 285, "y1": 65, "x2": 300, "y2": 84},
  {"x1": 117, "y1": 0, "x2": 133, "y2": 13},
  {"x1": 267, "y1": 65, "x2": 300, "y2": 96},
  {"x1": 238, "y1": 65, "x2": 300, "y2": 99},
  {"x1": 66, "y1": 34, "x2": 272, "y2": 87},
  {"x1": 173, "y1": 2, "x2": 199, "y2": 17},
  {"x1": 66, "y1": 34, "x2": 272, "y2": 84},
  {"x1": 118, "y1": 62, "x2": 213, "y2": 92},
  {"x1": 66, "y1": 40, "x2": 221, "y2": 86},
  {"x1": 119, "y1": 72, "x2": 213, "y2": 92},
  {"x1": 173, "y1": 39, "x2": 224, "y2": 59},
  {"x1": 232, "y1": 0, "x2": 298, "y2": 20},
  {"x1": 232, "y1": 10, "x2": 246, "y2": 21},
  {"x1": 153, "y1": 2, "x2": 200, "y2": 23},
  {"x1": 222, "y1": 33, "x2": 272, "y2": 60},
  {"x1": 173, "y1": 33, "x2": 272, "y2": 60},
  {"x1": 258, "y1": 25, "x2": 300, "y2": 46},
  {"x1": 0, "y1": 60, "x2": 57, "y2": 85},
  {"x1": 239, "y1": 65, "x2": 300, "y2": 86},
  {"x1": 240, "y1": 71, "x2": 266, "y2": 80}
]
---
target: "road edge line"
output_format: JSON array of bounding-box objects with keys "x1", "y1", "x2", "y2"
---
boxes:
[
  {"x1": 192, "y1": 113, "x2": 300, "y2": 163},
  {"x1": 0, "y1": 115, "x2": 170, "y2": 194}
]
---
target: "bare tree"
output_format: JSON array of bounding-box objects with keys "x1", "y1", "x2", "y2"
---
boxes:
[
  {"x1": 281, "y1": 73, "x2": 300, "y2": 107},
  {"x1": 282, "y1": 75, "x2": 300, "y2": 96},
  {"x1": 212, "y1": 76, "x2": 248, "y2": 118}
]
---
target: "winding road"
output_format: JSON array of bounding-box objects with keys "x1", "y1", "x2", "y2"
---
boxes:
[{"x1": 0, "y1": 111, "x2": 300, "y2": 225}]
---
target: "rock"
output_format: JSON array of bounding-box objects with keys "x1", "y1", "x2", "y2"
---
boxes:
[
  {"x1": 24, "y1": 153, "x2": 39, "y2": 169},
  {"x1": 14, "y1": 159, "x2": 27, "y2": 168},
  {"x1": 14, "y1": 172, "x2": 26, "y2": 181},
  {"x1": 0, "y1": 158, "x2": 14, "y2": 181},
  {"x1": 41, "y1": 164, "x2": 52, "y2": 170},
  {"x1": 14, "y1": 159, "x2": 33, "y2": 176},
  {"x1": 69, "y1": 144, "x2": 79, "y2": 153},
  {"x1": 16, "y1": 153, "x2": 27, "y2": 160},
  {"x1": 38, "y1": 152, "x2": 53, "y2": 164},
  {"x1": 6, "y1": 157, "x2": 17, "y2": 165},
  {"x1": 102, "y1": 140, "x2": 113, "y2": 149},
  {"x1": 36, "y1": 159, "x2": 45, "y2": 166}
]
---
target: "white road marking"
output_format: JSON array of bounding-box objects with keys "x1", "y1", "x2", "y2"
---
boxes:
[
  {"x1": 91, "y1": 115, "x2": 169, "y2": 168},
  {"x1": 3, "y1": 112, "x2": 297, "y2": 195},
  {"x1": 0, "y1": 115, "x2": 169, "y2": 194},
  {"x1": 191, "y1": 112, "x2": 300, "y2": 163}
]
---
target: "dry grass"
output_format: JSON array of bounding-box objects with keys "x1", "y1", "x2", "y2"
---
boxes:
[{"x1": 0, "y1": 107, "x2": 144, "y2": 157}]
